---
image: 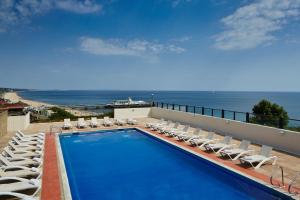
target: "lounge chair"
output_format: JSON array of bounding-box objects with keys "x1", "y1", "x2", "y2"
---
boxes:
[
  {"x1": 168, "y1": 125, "x2": 189, "y2": 137},
  {"x1": 62, "y1": 118, "x2": 72, "y2": 129},
  {"x1": 151, "y1": 120, "x2": 171, "y2": 131},
  {"x1": 156, "y1": 121, "x2": 174, "y2": 132},
  {"x1": 90, "y1": 117, "x2": 98, "y2": 128},
  {"x1": 189, "y1": 132, "x2": 217, "y2": 148},
  {"x1": 145, "y1": 118, "x2": 164, "y2": 128},
  {"x1": 0, "y1": 155, "x2": 42, "y2": 168},
  {"x1": 2, "y1": 147, "x2": 42, "y2": 159},
  {"x1": 0, "y1": 177, "x2": 40, "y2": 193},
  {"x1": 115, "y1": 118, "x2": 126, "y2": 126},
  {"x1": 162, "y1": 123, "x2": 180, "y2": 135},
  {"x1": 17, "y1": 130, "x2": 44, "y2": 138},
  {"x1": 103, "y1": 117, "x2": 113, "y2": 126},
  {"x1": 239, "y1": 145, "x2": 277, "y2": 169},
  {"x1": 12, "y1": 137, "x2": 42, "y2": 146},
  {"x1": 8, "y1": 142, "x2": 42, "y2": 152},
  {"x1": 178, "y1": 129, "x2": 203, "y2": 142},
  {"x1": 0, "y1": 166, "x2": 41, "y2": 178},
  {"x1": 127, "y1": 118, "x2": 138, "y2": 125},
  {"x1": 77, "y1": 118, "x2": 86, "y2": 128},
  {"x1": 15, "y1": 132, "x2": 44, "y2": 142},
  {"x1": 220, "y1": 140, "x2": 254, "y2": 160},
  {"x1": 0, "y1": 192, "x2": 38, "y2": 200},
  {"x1": 204, "y1": 136, "x2": 233, "y2": 153}
]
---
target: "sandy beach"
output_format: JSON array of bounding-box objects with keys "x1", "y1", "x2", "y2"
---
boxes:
[{"x1": 3, "y1": 92, "x2": 99, "y2": 117}]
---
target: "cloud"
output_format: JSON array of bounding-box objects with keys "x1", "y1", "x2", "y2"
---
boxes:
[
  {"x1": 79, "y1": 37, "x2": 186, "y2": 57},
  {"x1": 214, "y1": 0, "x2": 300, "y2": 50},
  {"x1": 171, "y1": 0, "x2": 191, "y2": 8},
  {"x1": 0, "y1": 0, "x2": 101, "y2": 32}
]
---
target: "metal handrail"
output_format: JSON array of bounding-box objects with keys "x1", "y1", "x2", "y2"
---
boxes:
[
  {"x1": 50, "y1": 125, "x2": 63, "y2": 135},
  {"x1": 288, "y1": 172, "x2": 300, "y2": 195},
  {"x1": 270, "y1": 165, "x2": 285, "y2": 188}
]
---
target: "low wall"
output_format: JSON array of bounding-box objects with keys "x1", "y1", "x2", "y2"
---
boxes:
[
  {"x1": 114, "y1": 108, "x2": 151, "y2": 119},
  {"x1": 7, "y1": 112, "x2": 30, "y2": 131},
  {"x1": 0, "y1": 110, "x2": 8, "y2": 137},
  {"x1": 151, "y1": 107, "x2": 300, "y2": 156}
]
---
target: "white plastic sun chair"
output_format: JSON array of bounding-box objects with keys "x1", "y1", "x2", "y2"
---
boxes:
[
  {"x1": 239, "y1": 145, "x2": 277, "y2": 169},
  {"x1": 189, "y1": 132, "x2": 217, "y2": 147},
  {"x1": 145, "y1": 118, "x2": 164, "y2": 128},
  {"x1": 9, "y1": 142, "x2": 42, "y2": 152},
  {"x1": 63, "y1": 118, "x2": 72, "y2": 129},
  {"x1": 0, "y1": 192, "x2": 38, "y2": 200},
  {"x1": 3, "y1": 147, "x2": 42, "y2": 159},
  {"x1": 162, "y1": 123, "x2": 180, "y2": 135},
  {"x1": 169, "y1": 125, "x2": 190, "y2": 137},
  {"x1": 127, "y1": 118, "x2": 138, "y2": 125},
  {"x1": 15, "y1": 132, "x2": 44, "y2": 142},
  {"x1": 0, "y1": 166, "x2": 41, "y2": 178},
  {"x1": 11, "y1": 137, "x2": 42, "y2": 147},
  {"x1": 220, "y1": 140, "x2": 254, "y2": 160},
  {"x1": 115, "y1": 118, "x2": 126, "y2": 126},
  {"x1": 77, "y1": 118, "x2": 87, "y2": 128},
  {"x1": 13, "y1": 136, "x2": 44, "y2": 145},
  {"x1": 156, "y1": 121, "x2": 174, "y2": 132},
  {"x1": 17, "y1": 130, "x2": 44, "y2": 138},
  {"x1": 0, "y1": 155, "x2": 42, "y2": 168},
  {"x1": 90, "y1": 117, "x2": 98, "y2": 128},
  {"x1": 151, "y1": 120, "x2": 171, "y2": 131},
  {"x1": 204, "y1": 136, "x2": 233, "y2": 154},
  {"x1": 0, "y1": 177, "x2": 40, "y2": 193},
  {"x1": 103, "y1": 117, "x2": 113, "y2": 126},
  {"x1": 181, "y1": 129, "x2": 204, "y2": 142}
]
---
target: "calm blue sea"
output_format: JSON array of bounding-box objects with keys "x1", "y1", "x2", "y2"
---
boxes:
[{"x1": 19, "y1": 90, "x2": 300, "y2": 119}]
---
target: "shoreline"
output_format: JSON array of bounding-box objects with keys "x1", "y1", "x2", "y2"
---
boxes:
[{"x1": 3, "y1": 92, "x2": 99, "y2": 117}]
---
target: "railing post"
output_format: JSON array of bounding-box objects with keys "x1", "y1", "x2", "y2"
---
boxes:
[
  {"x1": 202, "y1": 107, "x2": 204, "y2": 115},
  {"x1": 161, "y1": 103, "x2": 164, "y2": 108},
  {"x1": 246, "y1": 112, "x2": 250, "y2": 123},
  {"x1": 167, "y1": 103, "x2": 169, "y2": 109},
  {"x1": 211, "y1": 109, "x2": 214, "y2": 116},
  {"x1": 186, "y1": 105, "x2": 188, "y2": 112},
  {"x1": 172, "y1": 104, "x2": 175, "y2": 110},
  {"x1": 233, "y1": 112, "x2": 236, "y2": 120},
  {"x1": 193, "y1": 106, "x2": 196, "y2": 114},
  {"x1": 221, "y1": 109, "x2": 225, "y2": 118}
]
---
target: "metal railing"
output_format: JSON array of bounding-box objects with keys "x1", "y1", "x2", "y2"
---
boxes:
[{"x1": 153, "y1": 102, "x2": 300, "y2": 131}]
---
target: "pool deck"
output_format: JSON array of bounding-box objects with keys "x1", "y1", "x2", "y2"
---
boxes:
[{"x1": 1, "y1": 118, "x2": 299, "y2": 199}]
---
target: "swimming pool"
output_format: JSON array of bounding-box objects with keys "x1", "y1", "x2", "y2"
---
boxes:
[{"x1": 59, "y1": 128, "x2": 291, "y2": 200}]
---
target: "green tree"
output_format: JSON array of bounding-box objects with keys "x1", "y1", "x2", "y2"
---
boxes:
[{"x1": 251, "y1": 100, "x2": 289, "y2": 128}]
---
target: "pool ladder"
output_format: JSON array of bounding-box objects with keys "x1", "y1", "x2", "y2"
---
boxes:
[{"x1": 270, "y1": 165, "x2": 300, "y2": 196}]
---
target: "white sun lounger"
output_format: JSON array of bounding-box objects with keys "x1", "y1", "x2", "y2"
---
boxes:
[
  {"x1": 90, "y1": 117, "x2": 98, "y2": 128},
  {"x1": 15, "y1": 132, "x2": 44, "y2": 142},
  {"x1": 181, "y1": 129, "x2": 204, "y2": 142},
  {"x1": 0, "y1": 166, "x2": 41, "y2": 178},
  {"x1": 189, "y1": 132, "x2": 217, "y2": 148},
  {"x1": 127, "y1": 118, "x2": 138, "y2": 125},
  {"x1": 219, "y1": 140, "x2": 254, "y2": 160},
  {"x1": 0, "y1": 177, "x2": 40, "y2": 193},
  {"x1": 0, "y1": 191, "x2": 39, "y2": 200},
  {"x1": 115, "y1": 118, "x2": 126, "y2": 126},
  {"x1": 204, "y1": 136, "x2": 233, "y2": 153},
  {"x1": 145, "y1": 118, "x2": 164, "y2": 128},
  {"x1": 12, "y1": 137, "x2": 42, "y2": 146},
  {"x1": 151, "y1": 120, "x2": 171, "y2": 131},
  {"x1": 162, "y1": 123, "x2": 181, "y2": 135},
  {"x1": 169, "y1": 125, "x2": 189, "y2": 137},
  {"x1": 2, "y1": 147, "x2": 42, "y2": 159},
  {"x1": 103, "y1": 117, "x2": 113, "y2": 126},
  {"x1": 239, "y1": 145, "x2": 277, "y2": 169},
  {"x1": 156, "y1": 121, "x2": 174, "y2": 132},
  {"x1": 77, "y1": 118, "x2": 86, "y2": 128},
  {"x1": 63, "y1": 118, "x2": 72, "y2": 129},
  {"x1": 0, "y1": 155, "x2": 42, "y2": 168},
  {"x1": 8, "y1": 142, "x2": 42, "y2": 152},
  {"x1": 17, "y1": 130, "x2": 45, "y2": 138}
]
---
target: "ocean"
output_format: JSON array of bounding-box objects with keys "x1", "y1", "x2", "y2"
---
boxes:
[{"x1": 19, "y1": 90, "x2": 300, "y2": 119}]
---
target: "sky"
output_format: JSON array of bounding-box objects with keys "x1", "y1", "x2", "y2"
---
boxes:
[{"x1": 0, "y1": 0, "x2": 300, "y2": 91}]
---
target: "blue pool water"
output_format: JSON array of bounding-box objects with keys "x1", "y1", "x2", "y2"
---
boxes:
[{"x1": 60, "y1": 129, "x2": 291, "y2": 200}]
